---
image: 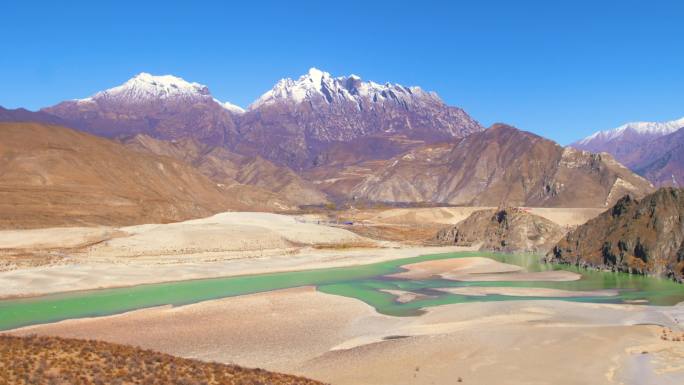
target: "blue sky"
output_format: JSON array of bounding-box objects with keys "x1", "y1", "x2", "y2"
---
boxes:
[{"x1": 1, "y1": 0, "x2": 683, "y2": 144}]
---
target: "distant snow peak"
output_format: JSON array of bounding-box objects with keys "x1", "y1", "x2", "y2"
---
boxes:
[
  {"x1": 578, "y1": 116, "x2": 684, "y2": 144},
  {"x1": 82, "y1": 72, "x2": 212, "y2": 104},
  {"x1": 248, "y1": 67, "x2": 440, "y2": 110},
  {"x1": 220, "y1": 100, "x2": 245, "y2": 114},
  {"x1": 305, "y1": 67, "x2": 328, "y2": 84}
]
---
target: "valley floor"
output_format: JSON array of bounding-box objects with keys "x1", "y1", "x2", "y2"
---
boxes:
[
  {"x1": 2, "y1": 207, "x2": 682, "y2": 384},
  {"x1": 10, "y1": 286, "x2": 684, "y2": 385}
]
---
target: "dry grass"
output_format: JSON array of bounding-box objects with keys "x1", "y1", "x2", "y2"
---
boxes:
[
  {"x1": 310, "y1": 240, "x2": 377, "y2": 250},
  {"x1": 344, "y1": 224, "x2": 444, "y2": 245},
  {"x1": 0, "y1": 335, "x2": 325, "y2": 385}
]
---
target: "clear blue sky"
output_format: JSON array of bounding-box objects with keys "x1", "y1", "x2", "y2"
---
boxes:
[{"x1": 2, "y1": 0, "x2": 683, "y2": 144}]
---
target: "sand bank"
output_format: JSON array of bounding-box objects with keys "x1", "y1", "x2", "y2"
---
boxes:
[
  {"x1": 11, "y1": 287, "x2": 683, "y2": 385},
  {"x1": 389, "y1": 256, "x2": 580, "y2": 281}
]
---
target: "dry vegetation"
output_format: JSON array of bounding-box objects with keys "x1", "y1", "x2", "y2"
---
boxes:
[
  {"x1": 343, "y1": 223, "x2": 444, "y2": 244},
  {"x1": 0, "y1": 335, "x2": 325, "y2": 385}
]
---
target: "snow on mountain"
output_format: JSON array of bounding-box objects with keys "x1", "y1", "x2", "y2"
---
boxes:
[
  {"x1": 249, "y1": 67, "x2": 441, "y2": 110},
  {"x1": 76, "y1": 73, "x2": 212, "y2": 104},
  {"x1": 75, "y1": 73, "x2": 247, "y2": 115},
  {"x1": 219, "y1": 100, "x2": 245, "y2": 114},
  {"x1": 44, "y1": 72, "x2": 242, "y2": 143},
  {"x1": 576, "y1": 117, "x2": 684, "y2": 145}
]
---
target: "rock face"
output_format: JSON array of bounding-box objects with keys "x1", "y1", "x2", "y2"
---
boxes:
[
  {"x1": 435, "y1": 208, "x2": 564, "y2": 253},
  {"x1": 547, "y1": 188, "x2": 684, "y2": 282},
  {"x1": 237, "y1": 68, "x2": 483, "y2": 169},
  {"x1": 42, "y1": 73, "x2": 240, "y2": 145},
  {"x1": 0, "y1": 122, "x2": 267, "y2": 229},
  {"x1": 123, "y1": 134, "x2": 328, "y2": 207},
  {"x1": 573, "y1": 117, "x2": 684, "y2": 186},
  {"x1": 349, "y1": 124, "x2": 655, "y2": 207}
]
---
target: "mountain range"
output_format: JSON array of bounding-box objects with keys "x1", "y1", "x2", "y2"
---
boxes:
[
  {"x1": 574, "y1": 117, "x2": 684, "y2": 186},
  {"x1": 43, "y1": 68, "x2": 482, "y2": 170},
  {"x1": 0, "y1": 69, "x2": 664, "y2": 226},
  {"x1": 345, "y1": 124, "x2": 653, "y2": 207}
]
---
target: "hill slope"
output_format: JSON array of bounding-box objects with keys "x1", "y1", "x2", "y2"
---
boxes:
[
  {"x1": 573, "y1": 117, "x2": 684, "y2": 162},
  {"x1": 621, "y1": 127, "x2": 684, "y2": 187},
  {"x1": 0, "y1": 335, "x2": 324, "y2": 385},
  {"x1": 123, "y1": 134, "x2": 328, "y2": 207},
  {"x1": 573, "y1": 117, "x2": 684, "y2": 186},
  {"x1": 547, "y1": 188, "x2": 684, "y2": 281},
  {"x1": 349, "y1": 124, "x2": 654, "y2": 207},
  {"x1": 0, "y1": 122, "x2": 252, "y2": 228}
]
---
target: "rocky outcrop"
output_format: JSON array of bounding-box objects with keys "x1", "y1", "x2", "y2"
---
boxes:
[
  {"x1": 350, "y1": 124, "x2": 655, "y2": 207},
  {"x1": 435, "y1": 207, "x2": 564, "y2": 253},
  {"x1": 547, "y1": 188, "x2": 684, "y2": 282}
]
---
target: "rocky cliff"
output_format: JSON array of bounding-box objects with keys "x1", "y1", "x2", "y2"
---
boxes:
[
  {"x1": 436, "y1": 207, "x2": 564, "y2": 253},
  {"x1": 547, "y1": 188, "x2": 684, "y2": 281}
]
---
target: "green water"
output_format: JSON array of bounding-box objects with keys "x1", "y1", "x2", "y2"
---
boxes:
[{"x1": 1, "y1": 251, "x2": 684, "y2": 331}]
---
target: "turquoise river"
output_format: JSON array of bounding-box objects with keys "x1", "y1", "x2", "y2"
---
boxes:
[{"x1": 2, "y1": 251, "x2": 684, "y2": 331}]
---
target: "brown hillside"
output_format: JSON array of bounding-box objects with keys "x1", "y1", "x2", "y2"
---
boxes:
[
  {"x1": 0, "y1": 122, "x2": 248, "y2": 228},
  {"x1": 0, "y1": 335, "x2": 325, "y2": 385},
  {"x1": 123, "y1": 134, "x2": 329, "y2": 208},
  {"x1": 350, "y1": 124, "x2": 655, "y2": 207}
]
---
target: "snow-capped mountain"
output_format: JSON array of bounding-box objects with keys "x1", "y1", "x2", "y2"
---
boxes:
[
  {"x1": 249, "y1": 67, "x2": 442, "y2": 111},
  {"x1": 43, "y1": 73, "x2": 242, "y2": 143},
  {"x1": 238, "y1": 68, "x2": 482, "y2": 168},
  {"x1": 575, "y1": 117, "x2": 684, "y2": 148},
  {"x1": 40, "y1": 68, "x2": 481, "y2": 169},
  {"x1": 220, "y1": 101, "x2": 245, "y2": 114},
  {"x1": 77, "y1": 73, "x2": 212, "y2": 105},
  {"x1": 572, "y1": 116, "x2": 684, "y2": 186}
]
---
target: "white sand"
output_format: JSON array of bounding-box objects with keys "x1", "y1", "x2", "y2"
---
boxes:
[
  {"x1": 359, "y1": 206, "x2": 604, "y2": 228},
  {"x1": 0, "y1": 244, "x2": 468, "y2": 298},
  {"x1": 11, "y1": 288, "x2": 684, "y2": 385},
  {"x1": 437, "y1": 286, "x2": 618, "y2": 298},
  {"x1": 0, "y1": 226, "x2": 121, "y2": 249},
  {"x1": 389, "y1": 256, "x2": 581, "y2": 282}
]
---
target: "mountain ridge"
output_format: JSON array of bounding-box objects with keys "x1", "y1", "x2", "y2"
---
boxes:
[
  {"x1": 573, "y1": 117, "x2": 684, "y2": 186},
  {"x1": 40, "y1": 69, "x2": 483, "y2": 170},
  {"x1": 344, "y1": 124, "x2": 654, "y2": 207}
]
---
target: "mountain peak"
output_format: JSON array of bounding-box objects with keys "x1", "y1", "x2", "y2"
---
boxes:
[
  {"x1": 305, "y1": 67, "x2": 330, "y2": 83},
  {"x1": 249, "y1": 68, "x2": 440, "y2": 110},
  {"x1": 76, "y1": 73, "x2": 212, "y2": 105},
  {"x1": 576, "y1": 116, "x2": 684, "y2": 145}
]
